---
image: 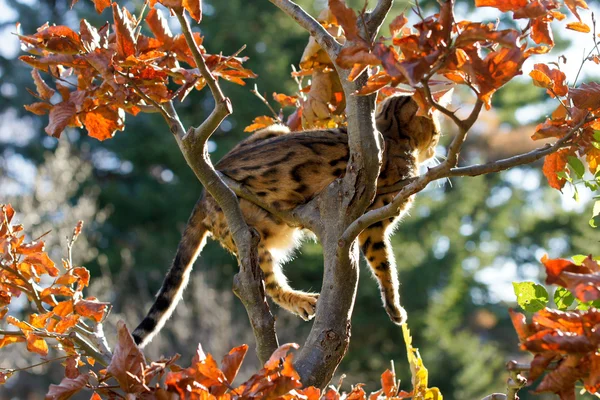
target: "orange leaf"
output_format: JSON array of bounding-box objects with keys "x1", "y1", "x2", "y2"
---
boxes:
[
  {"x1": 182, "y1": 0, "x2": 202, "y2": 23},
  {"x1": 146, "y1": 8, "x2": 173, "y2": 46},
  {"x1": 53, "y1": 314, "x2": 80, "y2": 334},
  {"x1": 23, "y1": 252, "x2": 58, "y2": 277},
  {"x1": 586, "y1": 147, "x2": 600, "y2": 173},
  {"x1": 73, "y1": 267, "x2": 90, "y2": 290},
  {"x1": 31, "y1": 70, "x2": 55, "y2": 100},
  {"x1": 531, "y1": 17, "x2": 554, "y2": 46},
  {"x1": 25, "y1": 333, "x2": 48, "y2": 356},
  {"x1": 530, "y1": 63, "x2": 568, "y2": 97},
  {"x1": 565, "y1": 0, "x2": 589, "y2": 21},
  {"x1": 74, "y1": 299, "x2": 108, "y2": 322},
  {"x1": 29, "y1": 312, "x2": 54, "y2": 329},
  {"x1": 244, "y1": 116, "x2": 277, "y2": 132},
  {"x1": 381, "y1": 369, "x2": 397, "y2": 397},
  {"x1": 84, "y1": 107, "x2": 125, "y2": 141},
  {"x1": 0, "y1": 335, "x2": 25, "y2": 349},
  {"x1": 474, "y1": 0, "x2": 528, "y2": 12},
  {"x1": 92, "y1": 0, "x2": 111, "y2": 14},
  {"x1": 566, "y1": 21, "x2": 591, "y2": 33},
  {"x1": 542, "y1": 149, "x2": 569, "y2": 190},
  {"x1": 272, "y1": 93, "x2": 298, "y2": 108},
  {"x1": 17, "y1": 240, "x2": 44, "y2": 255},
  {"x1": 56, "y1": 274, "x2": 78, "y2": 286},
  {"x1": 112, "y1": 3, "x2": 136, "y2": 58},
  {"x1": 221, "y1": 344, "x2": 248, "y2": 384}
]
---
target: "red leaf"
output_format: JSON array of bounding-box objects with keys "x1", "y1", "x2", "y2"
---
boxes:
[
  {"x1": 530, "y1": 63, "x2": 568, "y2": 97},
  {"x1": 532, "y1": 17, "x2": 554, "y2": 46},
  {"x1": 542, "y1": 255, "x2": 580, "y2": 287},
  {"x1": 264, "y1": 343, "x2": 299, "y2": 370},
  {"x1": 508, "y1": 308, "x2": 532, "y2": 341},
  {"x1": 542, "y1": 149, "x2": 569, "y2": 190},
  {"x1": 92, "y1": 0, "x2": 111, "y2": 13},
  {"x1": 45, "y1": 375, "x2": 88, "y2": 400}
]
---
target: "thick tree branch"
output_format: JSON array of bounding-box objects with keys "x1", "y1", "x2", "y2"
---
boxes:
[
  {"x1": 142, "y1": 9, "x2": 280, "y2": 364},
  {"x1": 268, "y1": 0, "x2": 342, "y2": 60},
  {"x1": 366, "y1": 0, "x2": 393, "y2": 35}
]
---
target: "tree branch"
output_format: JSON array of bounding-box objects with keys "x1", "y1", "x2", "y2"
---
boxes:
[
  {"x1": 366, "y1": 0, "x2": 393, "y2": 35},
  {"x1": 268, "y1": 0, "x2": 342, "y2": 60},
  {"x1": 160, "y1": 9, "x2": 280, "y2": 364}
]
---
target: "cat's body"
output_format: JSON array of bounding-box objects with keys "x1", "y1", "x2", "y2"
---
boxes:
[{"x1": 132, "y1": 95, "x2": 440, "y2": 347}]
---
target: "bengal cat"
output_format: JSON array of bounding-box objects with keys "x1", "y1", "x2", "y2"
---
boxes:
[{"x1": 132, "y1": 94, "x2": 441, "y2": 346}]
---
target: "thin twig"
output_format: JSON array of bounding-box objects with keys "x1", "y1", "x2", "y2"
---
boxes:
[{"x1": 251, "y1": 84, "x2": 282, "y2": 121}]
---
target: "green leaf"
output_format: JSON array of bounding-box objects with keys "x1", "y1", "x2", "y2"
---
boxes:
[
  {"x1": 513, "y1": 281, "x2": 549, "y2": 312},
  {"x1": 584, "y1": 181, "x2": 598, "y2": 191},
  {"x1": 591, "y1": 201, "x2": 600, "y2": 228},
  {"x1": 575, "y1": 299, "x2": 600, "y2": 310},
  {"x1": 593, "y1": 141, "x2": 600, "y2": 150},
  {"x1": 572, "y1": 254, "x2": 588, "y2": 265},
  {"x1": 593, "y1": 130, "x2": 600, "y2": 142},
  {"x1": 567, "y1": 156, "x2": 585, "y2": 179},
  {"x1": 554, "y1": 287, "x2": 575, "y2": 310}
]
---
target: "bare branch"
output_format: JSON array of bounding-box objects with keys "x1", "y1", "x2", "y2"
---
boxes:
[
  {"x1": 268, "y1": 0, "x2": 342, "y2": 60},
  {"x1": 366, "y1": 0, "x2": 393, "y2": 35}
]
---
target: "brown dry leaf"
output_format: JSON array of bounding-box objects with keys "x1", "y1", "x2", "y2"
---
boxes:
[
  {"x1": 31, "y1": 70, "x2": 55, "y2": 100},
  {"x1": 565, "y1": 0, "x2": 589, "y2": 21},
  {"x1": 146, "y1": 8, "x2": 173, "y2": 46},
  {"x1": 106, "y1": 320, "x2": 146, "y2": 393},
  {"x1": 328, "y1": 0, "x2": 360, "y2": 42},
  {"x1": 182, "y1": 0, "x2": 202, "y2": 23},
  {"x1": 45, "y1": 375, "x2": 89, "y2": 400},
  {"x1": 45, "y1": 101, "x2": 77, "y2": 138},
  {"x1": 570, "y1": 82, "x2": 600, "y2": 111},
  {"x1": 474, "y1": 0, "x2": 528, "y2": 12}
]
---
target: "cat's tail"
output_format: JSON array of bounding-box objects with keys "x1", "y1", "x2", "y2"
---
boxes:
[{"x1": 132, "y1": 200, "x2": 209, "y2": 347}]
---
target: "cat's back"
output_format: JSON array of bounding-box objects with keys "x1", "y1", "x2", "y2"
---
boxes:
[{"x1": 216, "y1": 127, "x2": 349, "y2": 210}]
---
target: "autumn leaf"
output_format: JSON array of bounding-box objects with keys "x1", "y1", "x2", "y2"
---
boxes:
[
  {"x1": 244, "y1": 116, "x2": 278, "y2": 132},
  {"x1": 542, "y1": 149, "x2": 569, "y2": 190},
  {"x1": 45, "y1": 375, "x2": 89, "y2": 400},
  {"x1": 570, "y1": 82, "x2": 600, "y2": 111},
  {"x1": 328, "y1": 0, "x2": 360, "y2": 42},
  {"x1": 83, "y1": 106, "x2": 125, "y2": 141},
  {"x1": 530, "y1": 63, "x2": 568, "y2": 97},
  {"x1": 566, "y1": 21, "x2": 590, "y2": 33},
  {"x1": 474, "y1": 0, "x2": 528, "y2": 12},
  {"x1": 381, "y1": 369, "x2": 397, "y2": 397},
  {"x1": 146, "y1": 8, "x2": 173, "y2": 46},
  {"x1": 74, "y1": 299, "x2": 108, "y2": 322},
  {"x1": 106, "y1": 320, "x2": 146, "y2": 393},
  {"x1": 45, "y1": 101, "x2": 78, "y2": 138},
  {"x1": 565, "y1": 0, "x2": 589, "y2": 21},
  {"x1": 25, "y1": 333, "x2": 49, "y2": 356},
  {"x1": 112, "y1": 3, "x2": 136, "y2": 58},
  {"x1": 389, "y1": 13, "x2": 408, "y2": 37},
  {"x1": 31, "y1": 70, "x2": 55, "y2": 100},
  {"x1": 182, "y1": 0, "x2": 202, "y2": 23}
]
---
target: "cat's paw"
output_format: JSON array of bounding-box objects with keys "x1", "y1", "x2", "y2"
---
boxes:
[
  {"x1": 290, "y1": 292, "x2": 319, "y2": 321},
  {"x1": 385, "y1": 302, "x2": 407, "y2": 325}
]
